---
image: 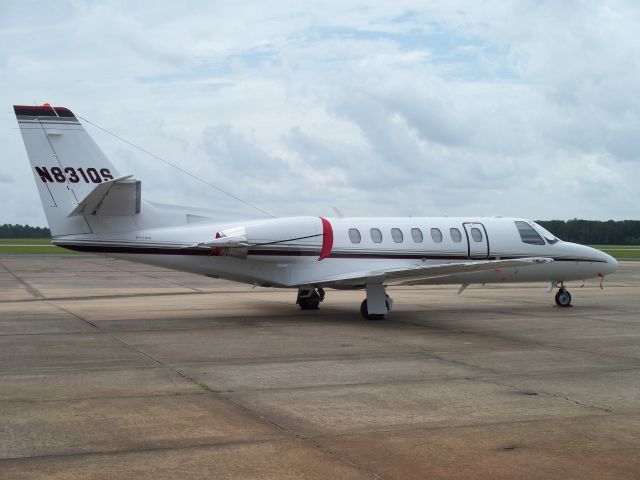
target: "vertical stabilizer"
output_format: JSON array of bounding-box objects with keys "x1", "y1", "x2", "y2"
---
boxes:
[{"x1": 14, "y1": 105, "x2": 121, "y2": 236}]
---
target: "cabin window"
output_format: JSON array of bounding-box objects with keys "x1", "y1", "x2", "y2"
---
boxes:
[
  {"x1": 348, "y1": 228, "x2": 361, "y2": 244},
  {"x1": 450, "y1": 228, "x2": 462, "y2": 243},
  {"x1": 391, "y1": 228, "x2": 403, "y2": 243},
  {"x1": 515, "y1": 221, "x2": 545, "y2": 245},
  {"x1": 470, "y1": 227, "x2": 483, "y2": 242},
  {"x1": 370, "y1": 228, "x2": 383, "y2": 243},
  {"x1": 411, "y1": 228, "x2": 423, "y2": 243},
  {"x1": 431, "y1": 228, "x2": 443, "y2": 243}
]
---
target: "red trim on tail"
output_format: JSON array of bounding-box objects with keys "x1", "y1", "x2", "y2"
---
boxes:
[{"x1": 319, "y1": 217, "x2": 333, "y2": 261}]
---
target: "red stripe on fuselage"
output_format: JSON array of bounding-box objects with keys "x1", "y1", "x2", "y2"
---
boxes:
[{"x1": 318, "y1": 217, "x2": 333, "y2": 261}]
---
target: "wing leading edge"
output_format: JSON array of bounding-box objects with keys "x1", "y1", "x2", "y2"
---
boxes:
[{"x1": 294, "y1": 257, "x2": 553, "y2": 287}]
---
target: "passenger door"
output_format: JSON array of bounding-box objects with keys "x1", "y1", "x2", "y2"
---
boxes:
[{"x1": 463, "y1": 222, "x2": 489, "y2": 259}]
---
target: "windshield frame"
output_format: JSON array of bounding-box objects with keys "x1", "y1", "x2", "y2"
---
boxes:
[{"x1": 532, "y1": 222, "x2": 560, "y2": 244}]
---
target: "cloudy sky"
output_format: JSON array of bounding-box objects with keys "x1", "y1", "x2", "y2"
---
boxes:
[{"x1": 2, "y1": 1, "x2": 640, "y2": 226}]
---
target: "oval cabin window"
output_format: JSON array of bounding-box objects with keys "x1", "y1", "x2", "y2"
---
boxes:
[
  {"x1": 431, "y1": 228, "x2": 443, "y2": 243},
  {"x1": 391, "y1": 228, "x2": 403, "y2": 243},
  {"x1": 348, "y1": 228, "x2": 361, "y2": 244},
  {"x1": 370, "y1": 228, "x2": 383, "y2": 243}
]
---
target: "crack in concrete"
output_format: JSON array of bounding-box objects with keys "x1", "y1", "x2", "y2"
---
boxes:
[{"x1": 489, "y1": 379, "x2": 614, "y2": 414}]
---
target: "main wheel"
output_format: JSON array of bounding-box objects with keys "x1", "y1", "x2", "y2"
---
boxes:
[
  {"x1": 299, "y1": 291, "x2": 321, "y2": 310},
  {"x1": 555, "y1": 288, "x2": 572, "y2": 307},
  {"x1": 360, "y1": 299, "x2": 389, "y2": 320}
]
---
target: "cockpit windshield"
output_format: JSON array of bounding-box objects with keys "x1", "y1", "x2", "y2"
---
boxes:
[{"x1": 533, "y1": 222, "x2": 560, "y2": 244}]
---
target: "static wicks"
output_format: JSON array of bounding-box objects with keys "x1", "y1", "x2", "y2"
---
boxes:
[{"x1": 76, "y1": 114, "x2": 275, "y2": 218}]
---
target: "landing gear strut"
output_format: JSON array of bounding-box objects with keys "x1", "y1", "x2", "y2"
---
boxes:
[
  {"x1": 360, "y1": 297, "x2": 391, "y2": 320},
  {"x1": 297, "y1": 288, "x2": 325, "y2": 310},
  {"x1": 360, "y1": 282, "x2": 393, "y2": 320},
  {"x1": 554, "y1": 283, "x2": 572, "y2": 307}
]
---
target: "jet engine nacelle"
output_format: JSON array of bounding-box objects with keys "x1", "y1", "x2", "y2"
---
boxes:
[{"x1": 213, "y1": 216, "x2": 333, "y2": 260}]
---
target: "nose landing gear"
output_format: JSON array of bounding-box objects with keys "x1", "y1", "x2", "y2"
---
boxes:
[{"x1": 554, "y1": 283, "x2": 572, "y2": 307}]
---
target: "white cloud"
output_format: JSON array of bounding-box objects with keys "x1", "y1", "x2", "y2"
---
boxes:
[{"x1": 2, "y1": 0, "x2": 640, "y2": 228}]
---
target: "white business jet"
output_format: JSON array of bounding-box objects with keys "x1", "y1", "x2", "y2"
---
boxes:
[{"x1": 14, "y1": 105, "x2": 618, "y2": 319}]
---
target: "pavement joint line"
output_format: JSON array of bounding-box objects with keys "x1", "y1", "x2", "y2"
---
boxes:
[
  {"x1": 0, "y1": 331, "x2": 98, "y2": 337},
  {"x1": 389, "y1": 315, "x2": 640, "y2": 365},
  {"x1": 486, "y1": 378, "x2": 615, "y2": 414},
  {"x1": 305, "y1": 410, "x2": 629, "y2": 441},
  {"x1": 45, "y1": 302, "x2": 102, "y2": 332},
  {"x1": 0, "y1": 364, "x2": 187, "y2": 376},
  {"x1": 0, "y1": 291, "x2": 206, "y2": 304},
  {"x1": 0, "y1": 260, "x2": 44, "y2": 299},
  {"x1": 170, "y1": 354, "x2": 640, "y2": 370},
  {"x1": 0, "y1": 289, "x2": 296, "y2": 304},
  {"x1": 0, "y1": 437, "x2": 290, "y2": 463},
  {"x1": 204, "y1": 364, "x2": 640, "y2": 395},
  {"x1": 204, "y1": 389, "x2": 387, "y2": 480},
  {"x1": 0, "y1": 391, "x2": 207, "y2": 404},
  {"x1": 575, "y1": 314, "x2": 640, "y2": 329},
  {"x1": 416, "y1": 350, "x2": 501, "y2": 375},
  {"x1": 168, "y1": 352, "x2": 437, "y2": 367},
  {"x1": 535, "y1": 342, "x2": 640, "y2": 363}
]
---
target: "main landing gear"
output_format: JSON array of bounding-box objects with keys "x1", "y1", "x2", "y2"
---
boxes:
[
  {"x1": 360, "y1": 283, "x2": 393, "y2": 320},
  {"x1": 360, "y1": 297, "x2": 392, "y2": 320},
  {"x1": 554, "y1": 282, "x2": 572, "y2": 307},
  {"x1": 297, "y1": 284, "x2": 394, "y2": 320},
  {"x1": 297, "y1": 288, "x2": 325, "y2": 310}
]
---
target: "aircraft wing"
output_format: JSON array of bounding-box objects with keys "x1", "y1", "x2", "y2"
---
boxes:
[{"x1": 294, "y1": 257, "x2": 553, "y2": 287}]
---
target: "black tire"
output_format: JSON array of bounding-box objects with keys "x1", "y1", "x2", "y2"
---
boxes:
[
  {"x1": 299, "y1": 292, "x2": 321, "y2": 310},
  {"x1": 360, "y1": 299, "x2": 389, "y2": 319},
  {"x1": 555, "y1": 288, "x2": 572, "y2": 307}
]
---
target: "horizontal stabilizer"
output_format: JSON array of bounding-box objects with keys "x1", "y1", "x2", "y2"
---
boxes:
[
  {"x1": 68, "y1": 175, "x2": 141, "y2": 217},
  {"x1": 295, "y1": 257, "x2": 553, "y2": 287}
]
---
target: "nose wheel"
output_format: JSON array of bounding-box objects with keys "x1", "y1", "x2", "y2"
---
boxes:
[{"x1": 554, "y1": 286, "x2": 572, "y2": 307}]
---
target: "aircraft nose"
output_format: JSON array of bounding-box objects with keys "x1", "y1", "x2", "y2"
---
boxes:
[{"x1": 592, "y1": 247, "x2": 618, "y2": 275}]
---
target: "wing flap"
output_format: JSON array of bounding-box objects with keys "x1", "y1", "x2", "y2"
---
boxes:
[{"x1": 294, "y1": 257, "x2": 553, "y2": 287}]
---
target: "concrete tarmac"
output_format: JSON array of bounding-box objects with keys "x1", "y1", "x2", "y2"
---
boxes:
[{"x1": 0, "y1": 255, "x2": 639, "y2": 479}]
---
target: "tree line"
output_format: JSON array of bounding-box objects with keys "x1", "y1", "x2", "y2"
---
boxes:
[
  {"x1": 0, "y1": 224, "x2": 51, "y2": 238},
  {"x1": 536, "y1": 220, "x2": 640, "y2": 245},
  {"x1": 1, "y1": 220, "x2": 640, "y2": 244}
]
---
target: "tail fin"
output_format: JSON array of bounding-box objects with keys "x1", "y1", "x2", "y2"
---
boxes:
[{"x1": 14, "y1": 105, "x2": 123, "y2": 236}]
